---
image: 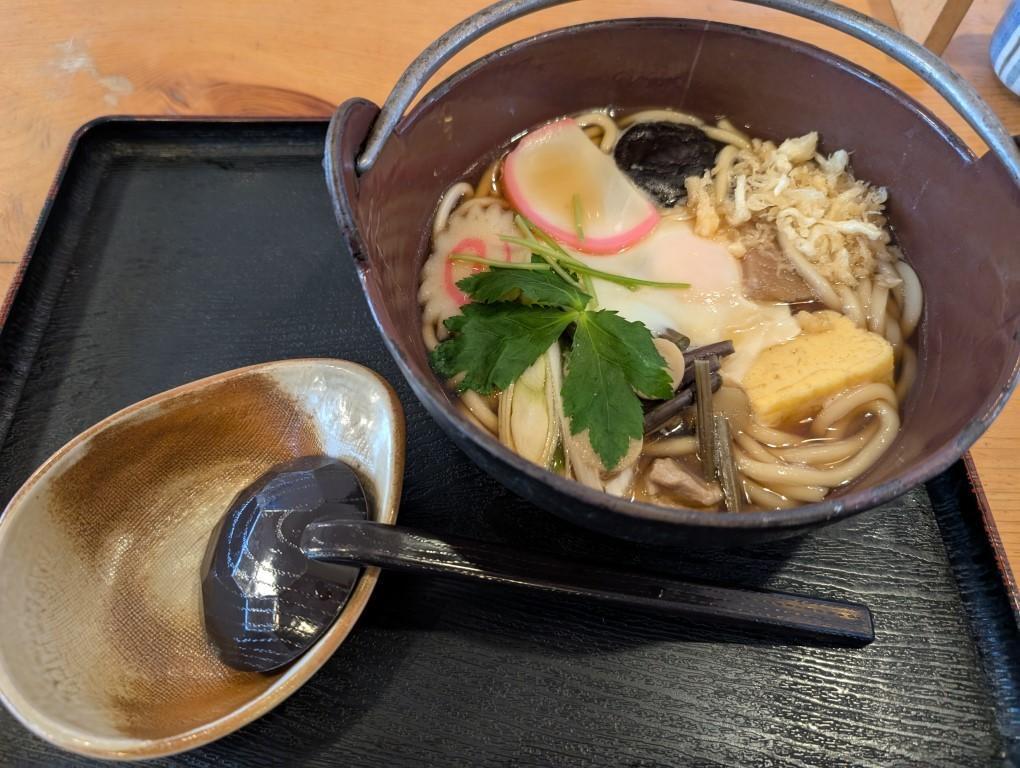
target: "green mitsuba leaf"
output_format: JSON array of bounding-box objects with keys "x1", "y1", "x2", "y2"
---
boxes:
[
  {"x1": 561, "y1": 310, "x2": 670, "y2": 469},
  {"x1": 576, "y1": 311, "x2": 672, "y2": 401},
  {"x1": 431, "y1": 259, "x2": 672, "y2": 469},
  {"x1": 431, "y1": 302, "x2": 575, "y2": 395},
  {"x1": 457, "y1": 266, "x2": 591, "y2": 311}
]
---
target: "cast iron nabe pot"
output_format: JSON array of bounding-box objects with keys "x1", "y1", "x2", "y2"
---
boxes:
[{"x1": 325, "y1": 0, "x2": 1020, "y2": 546}]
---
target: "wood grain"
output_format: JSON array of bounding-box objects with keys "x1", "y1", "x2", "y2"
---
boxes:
[
  {"x1": 1, "y1": 0, "x2": 1018, "y2": 576},
  {"x1": 890, "y1": 0, "x2": 975, "y2": 53}
]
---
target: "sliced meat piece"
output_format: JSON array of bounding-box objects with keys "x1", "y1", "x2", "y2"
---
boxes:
[
  {"x1": 740, "y1": 235, "x2": 816, "y2": 303},
  {"x1": 646, "y1": 458, "x2": 723, "y2": 507}
]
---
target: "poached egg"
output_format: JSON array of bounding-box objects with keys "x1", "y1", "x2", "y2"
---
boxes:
[{"x1": 572, "y1": 218, "x2": 801, "y2": 383}]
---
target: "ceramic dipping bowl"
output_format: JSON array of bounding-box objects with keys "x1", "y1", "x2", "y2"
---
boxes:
[{"x1": 0, "y1": 359, "x2": 403, "y2": 760}]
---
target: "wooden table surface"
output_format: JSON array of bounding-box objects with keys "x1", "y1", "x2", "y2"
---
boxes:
[{"x1": 2, "y1": 0, "x2": 1018, "y2": 567}]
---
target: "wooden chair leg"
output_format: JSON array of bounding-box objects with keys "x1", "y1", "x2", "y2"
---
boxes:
[{"x1": 889, "y1": 0, "x2": 975, "y2": 55}]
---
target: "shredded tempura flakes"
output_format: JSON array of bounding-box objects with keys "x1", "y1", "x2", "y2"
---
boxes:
[{"x1": 687, "y1": 132, "x2": 894, "y2": 289}]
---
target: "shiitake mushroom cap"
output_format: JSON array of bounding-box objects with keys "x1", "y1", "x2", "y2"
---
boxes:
[{"x1": 614, "y1": 122, "x2": 721, "y2": 207}]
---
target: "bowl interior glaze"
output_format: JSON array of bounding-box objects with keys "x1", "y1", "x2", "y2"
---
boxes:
[{"x1": 327, "y1": 19, "x2": 1020, "y2": 545}]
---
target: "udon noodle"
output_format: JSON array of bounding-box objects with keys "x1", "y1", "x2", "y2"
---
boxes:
[{"x1": 419, "y1": 107, "x2": 921, "y2": 512}]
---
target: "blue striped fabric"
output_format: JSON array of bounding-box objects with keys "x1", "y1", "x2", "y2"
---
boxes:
[{"x1": 991, "y1": 0, "x2": 1020, "y2": 95}]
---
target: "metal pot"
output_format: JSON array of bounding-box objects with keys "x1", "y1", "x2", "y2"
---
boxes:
[{"x1": 325, "y1": 0, "x2": 1020, "y2": 546}]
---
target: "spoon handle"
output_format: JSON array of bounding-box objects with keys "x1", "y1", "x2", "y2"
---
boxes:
[{"x1": 301, "y1": 520, "x2": 873, "y2": 645}]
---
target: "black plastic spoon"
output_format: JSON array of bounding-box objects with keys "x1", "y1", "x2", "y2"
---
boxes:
[{"x1": 202, "y1": 456, "x2": 873, "y2": 673}]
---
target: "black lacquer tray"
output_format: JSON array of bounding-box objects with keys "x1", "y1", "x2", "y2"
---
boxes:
[{"x1": 1, "y1": 119, "x2": 1018, "y2": 767}]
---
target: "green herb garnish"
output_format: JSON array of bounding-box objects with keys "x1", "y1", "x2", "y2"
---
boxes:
[
  {"x1": 449, "y1": 252, "x2": 551, "y2": 271},
  {"x1": 432, "y1": 262, "x2": 674, "y2": 469},
  {"x1": 456, "y1": 263, "x2": 590, "y2": 309},
  {"x1": 432, "y1": 302, "x2": 576, "y2": 396},
  {"x1": 562, "y1": 310, "x2": 673, "y2": 467},
  {"x1": 572, "y1": 193, "x2": 585, "y2": 240},
  {"x1": 510, "y1": 218, "x2": 586, "y2": 291},
  {"x1": 434, "y1": 218, "x2": 691, "y2": 468},
  {"x1": 521, "y1": 215, "x2": 596, "y2": 298},
  {"x1": 500, "y1": 216, "x2": 691, "y2": 292}
]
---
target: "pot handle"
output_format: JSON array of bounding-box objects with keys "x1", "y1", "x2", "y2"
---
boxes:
[{"x1": 355, "y1": 0, "x2": 1020, "y2": 189}]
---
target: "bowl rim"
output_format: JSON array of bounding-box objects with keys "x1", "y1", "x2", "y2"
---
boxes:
[
  {"x1": 351, "y1": 17, "x2": 1019, "y2": 533},
  {"x1": 0, "y1": 358, "x2": 405, "y2": 760}
]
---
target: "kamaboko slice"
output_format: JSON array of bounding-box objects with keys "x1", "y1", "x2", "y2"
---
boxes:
[{"x1": 503, "y1": 118, "x2": 658, "y2": 254}]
